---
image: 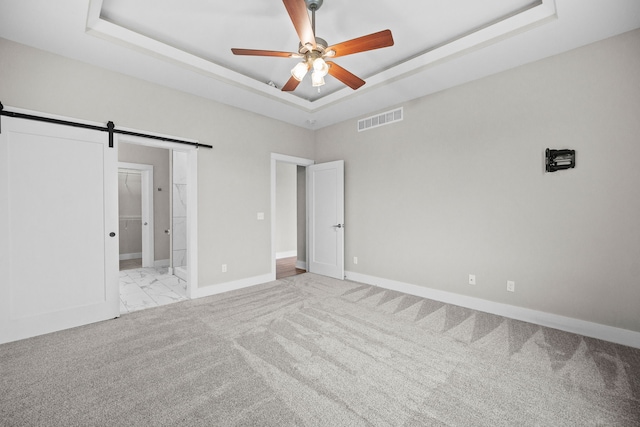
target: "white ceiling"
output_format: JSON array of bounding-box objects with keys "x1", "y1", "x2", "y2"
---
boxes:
[{"x1": 1, "y1": 0, "x2": 639, "y2": 129}]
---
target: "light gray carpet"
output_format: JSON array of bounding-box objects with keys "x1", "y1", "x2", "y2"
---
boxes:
[{"x1": 1, "y1": 273, "x2": 639, "y2": 426}]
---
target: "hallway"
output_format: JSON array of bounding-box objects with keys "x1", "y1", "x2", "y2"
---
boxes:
[{"x1": 276, "y1": 256, "x2": 306, "y2": 280}]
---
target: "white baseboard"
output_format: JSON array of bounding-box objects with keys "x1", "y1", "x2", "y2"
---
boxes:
[
  {"x1": 345, "y1": 271, "x2": 640, "y2": 349},
  {"x1": 119, "y1": 252, "x2": 142, "y2": 261},
  {"x1": 276, "y1": 250, "x2": 297, "y2": 259},
  {"x1": 154, "y1": 259, "x2": 170, "y2": 268},
  {"x1": 295, "y1": 260, "x2": 307, "y2": 270},
  {"x1": 193, "y1": 273, "x2": 274, "y2": 299},
  {"x1": 174, "y1": 265, "x2": 188, "y2": 281}
]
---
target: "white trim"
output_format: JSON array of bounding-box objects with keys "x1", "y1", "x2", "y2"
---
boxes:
[
  {"x1": 119, "y1": 252, "x2": 142, "y2": 261},
  {"x1": 345, "y1": 271, "x2": 640, "y2": 349},
  {"x1": 271, "y1": 153, "x2": 316, "y2": 165},
  {"x1": 154, "y1": 259, "x2": 170, "y2": 268},
  {"x1": 174, "y1": 265, "x2": 188, "y2": 281},
  {"x1": 271, "y1": 153, "x2": 315, "y2": 282},
  {"x1": 295, "y1": 260, "x2": 307, "y2": 270},
  {"x1": 276, "y1": 250, "x2": 297, "y2": 259},
  {"x1": 193, "y1": 273, "x2": 273, "y2": 299},
  {"x1": 185, "y1": 147, "x2": 198, "y2": 298}
]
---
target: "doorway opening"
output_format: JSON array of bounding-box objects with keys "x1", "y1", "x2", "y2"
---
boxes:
[
  {"x1": 271, "y1": 153, "x2": 314, "y2": 280},
  {"x1": 118, "y1": 162, "x2": 154, "y2": 270},
  {"x1": 117, "y1": 135, "x2": 199, "y2": 312}
]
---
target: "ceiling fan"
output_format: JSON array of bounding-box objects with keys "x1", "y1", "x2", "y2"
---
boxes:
[{"x1": 231, "y1": 0, "x2": 394, "y2": 92}]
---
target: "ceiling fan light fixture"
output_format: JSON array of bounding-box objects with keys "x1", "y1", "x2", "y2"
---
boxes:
[
  {"x1": 232, "y1": 0, "x2": 394, "y2": 93},
  {"x1": 291, "y1": 61, "x2": 309, "y2": 81},
  {"x1": 312, "y1": 57, "x2": 329, "y2": 77},
  {"x1": 311, "y1": 70, "x2": 325, "y2": 87}
]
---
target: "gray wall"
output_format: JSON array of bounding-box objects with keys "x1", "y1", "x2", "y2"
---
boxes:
[
  {"x1": 314, "y1": 29, "x2": 640, "y2": 333},
  {"x1": 119, "y1": 142, "x2": 171, "y2": 262},
  {"x1": 275, "y1": 162, "x2": 297, "y2": 256},
  {"x1": 0, "y1": 37, "x2": 315, "y2": 288}
]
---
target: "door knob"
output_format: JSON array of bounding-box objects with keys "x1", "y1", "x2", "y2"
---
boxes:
[
  {"x1": 109, "y1": 232, "x2": 116, "y2": 237},
  {"x1": 333, "y1": 224, "x2": 344, "y2": 229}
]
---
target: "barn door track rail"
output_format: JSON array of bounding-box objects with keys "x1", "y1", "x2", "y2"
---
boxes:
[{"x1": 0, "y1": 102, "x2": 211, "y2": 149}]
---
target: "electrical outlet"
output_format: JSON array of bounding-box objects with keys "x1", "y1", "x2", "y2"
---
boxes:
[
  {"x1": 507, "y1": 280, "x2": 515, "y2": 292},
  {"x1": 257, "y1": 212, "x2": 264, "y2": 220},
  {"x1": 469, "y1": 274, "x2": 476, "y2": 285},
  {"x1": 222, "y1": 264, "x2": 227, "y2": 273},
  {"x1": 353, "y1": 256, "x2": 358, "y2": 265}
]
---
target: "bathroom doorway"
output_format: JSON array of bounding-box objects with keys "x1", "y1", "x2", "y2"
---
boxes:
[{"x1": 116, "y1": 136, "x2": 198, "y2": 312}]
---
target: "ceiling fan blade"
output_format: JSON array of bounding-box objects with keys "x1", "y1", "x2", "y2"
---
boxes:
[
  {"x1": 326, "y1": 29, "x2": 394, "y2": 58},
  {"x1": 326, "y1": 61, "x2": 366, "y2": 90},
  {"x1": 231, "y1": 48, "x2": 299, "y2": 58},
  {"x1": 283, "y1": 0, "x2": 316, "y2": 49},
  {"x1": 281, "y1": 75, "x2": 302, "y2": 92}
]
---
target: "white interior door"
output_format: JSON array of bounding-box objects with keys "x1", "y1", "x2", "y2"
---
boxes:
[
  {"x1": 307, "y1": 160, "x2": 344, "y2": 279},
  {"x1": 0, "y1": 116, "x2": 119, "y2": 344}
]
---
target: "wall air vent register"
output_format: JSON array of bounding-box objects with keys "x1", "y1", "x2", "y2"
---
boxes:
[{"x1": 357, "y1": 107, "x2": 403, "y2": 132}]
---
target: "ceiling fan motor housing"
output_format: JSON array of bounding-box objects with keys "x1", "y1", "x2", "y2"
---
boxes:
[
  {"x1": 298, "y1": 37, "x2": 328, "y2": 55},
  {"x1": 305, "y1": 0, "x2": 323, "y2": 11}
]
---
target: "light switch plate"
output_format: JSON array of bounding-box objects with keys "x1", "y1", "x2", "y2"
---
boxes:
[{"x1": 257, "y1": 212, "x2": 264, "y2": 220}]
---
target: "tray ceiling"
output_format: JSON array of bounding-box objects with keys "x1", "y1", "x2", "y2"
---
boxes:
[{"x1": 1, "y1": 0, "x2": 639, "y2": 129}]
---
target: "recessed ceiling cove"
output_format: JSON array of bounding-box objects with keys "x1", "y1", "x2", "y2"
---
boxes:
[{"x1": 95, "y1": 0, "x2": 549, "y2": 103}]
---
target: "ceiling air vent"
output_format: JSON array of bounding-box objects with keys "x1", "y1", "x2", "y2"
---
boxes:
[{"x1": 357, "y1": 107, "x2": 403, "y2": 132}]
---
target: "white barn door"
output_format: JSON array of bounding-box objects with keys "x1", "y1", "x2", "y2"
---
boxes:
[
  {"x1": 0, "y1": 116, "x2": 119, "y2": 344},
  {"x1": 307, "y1": 160, "x2": 344, "y2": 279}
]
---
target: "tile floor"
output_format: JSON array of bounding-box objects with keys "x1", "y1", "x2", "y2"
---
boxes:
[{"x1": 119, "y1": 266, "x2": 188, "y2": 314}]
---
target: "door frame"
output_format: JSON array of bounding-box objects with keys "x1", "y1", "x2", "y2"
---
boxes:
[
  {"x1": 270, "y1": 153, "x2": 315, "y2": 281},
  {"x1": 116, "y1": 133, "x2": 199, "y2": 298},
  {"x1": 118, "y1": 162, "x2": 154, "y2": 268}
]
